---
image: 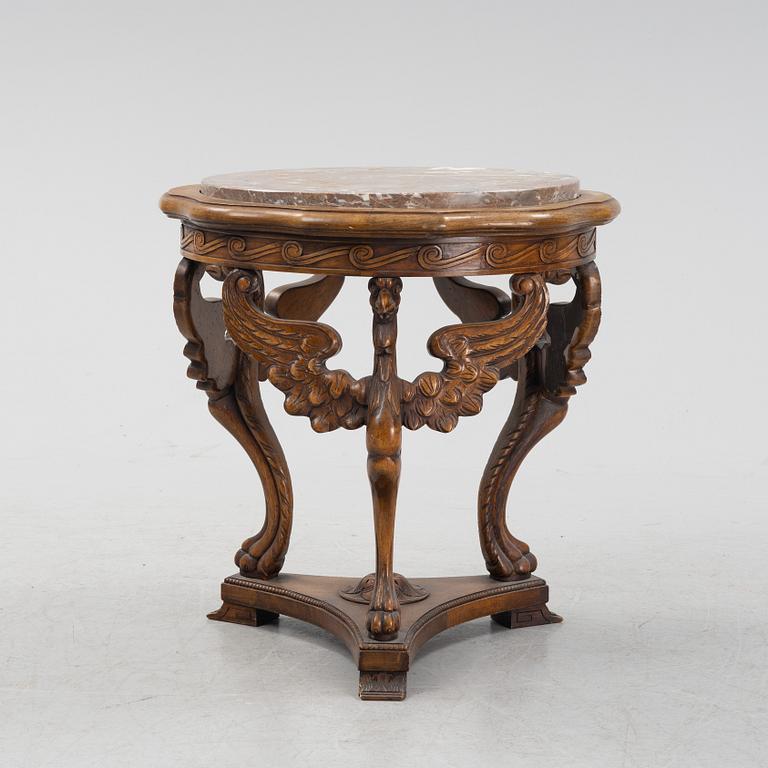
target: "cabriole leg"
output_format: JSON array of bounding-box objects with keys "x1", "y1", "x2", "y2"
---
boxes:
[
  {"x1": 478, "y1": 263, "x2": 602, "y2": 580},
  {"x1": 173, "y1": 259, "x2": 293, "y2": 580}
]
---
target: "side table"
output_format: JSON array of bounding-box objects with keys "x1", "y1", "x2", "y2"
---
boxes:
[{"x1": 160, "y1": 167, "x2": 620, "y2": 700}]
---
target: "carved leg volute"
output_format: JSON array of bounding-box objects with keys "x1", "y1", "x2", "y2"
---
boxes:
[
  {"x1": 478, "y1": 263, "x2": 602, "y2": 580},
  {"x1": 173, "y1": 258, "x2": 293, "y2": 580}
]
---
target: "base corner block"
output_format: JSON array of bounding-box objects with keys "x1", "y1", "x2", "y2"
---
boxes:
[
  {"x1": 491, "y1": 603, "x2": 563, "y2": 629},
  {"x1": 358, "y1": 671, "x2": 407, "y2": 701},
  {"x1": 207, "y1": 601, "x2": 279, "y2": 627}
]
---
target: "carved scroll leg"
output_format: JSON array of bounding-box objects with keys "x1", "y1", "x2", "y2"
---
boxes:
[
  {"x1": 478, "y1": 263, "x2": 601, "y2": 581},
  {"x1": 478, "y1": 359, "x2": 568, "y2": 580},
  {"x1": 173, "y1": 259, "x2": 293, "y2": 580},
  {"x1": 365, "y1": 278, "x2": 403, "y2": 641},
  {"x1": 215, "y1": 356, "x2": 293, "y2": 578}
]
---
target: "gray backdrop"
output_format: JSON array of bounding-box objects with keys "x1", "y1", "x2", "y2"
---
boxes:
[{"x1": 2, "y1": 2, "x2": 766, "y2": 766}]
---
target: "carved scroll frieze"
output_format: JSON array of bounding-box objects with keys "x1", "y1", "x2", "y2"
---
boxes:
[
  {"x1": 415, "y1": 244, "x2": 486, "y2": 270},
  {"x1": 485, "y1": 229, "x2": 596, "y2": 267},
  {"x1": 180, "y1": 225, "x2": 597, "y2": 275},
  {"x1": 281, "y1": 241, "x2": 355, "y2": 266},
  {"x1": 349, "y1": 245, "x2": 417, "y2": 270},
  {"x1": 180, "y1": 229, "x2": 282, "y2": 261}
]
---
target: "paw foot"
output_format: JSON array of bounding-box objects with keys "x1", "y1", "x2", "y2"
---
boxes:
[
  {"x1": 235, "y1": 548, "x2": 258, "y2": 573},
  {"x1": 489, "y1": 537, "x2": 537, "y2": 580},
  {"x1": 235, "y1": 540, "x2": 282, "y2": 579},
  {"x1": 512, "y1": 551, "x2": 537, "y2": 576},
  {"x1": 366, "y1": 609, "x2": 400, "y2": 641}
]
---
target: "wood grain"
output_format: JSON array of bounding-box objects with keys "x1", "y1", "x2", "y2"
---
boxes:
[
  {"x1": 365, "y1": 278, "x2": 404, "y2": 640},
  {"x1": 265, "y1": 275, "x2": 344, "y2": 320},
  {"x1": 174, "y1": 222, "x2": 602, "y2": 277},
  {"x1": 432, "y1": 276, "x2": 511, "y2": 323},
  {"x1": 164, "y1": 177, "x2": 618, "y2": 700},
  {"x1": 222, "y1": 269, "x2": 367, "y2": 432},
  {"x1": 208, "y1": 572, "x2": 557, "y2": 700},
  {"x1": 161, "y1": 186, "x2": 619, "y2": 240},
  {"x1": 173, "y1": 259, "x2": 293, "y2": 579},
  {"x1": 478, "y1": 263, "x2": 602, "y2": 580},
  {"x1": 402, "y1": 274, "x2": 548, "y2": 432}
]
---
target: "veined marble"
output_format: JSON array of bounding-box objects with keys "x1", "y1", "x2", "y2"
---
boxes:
[{"x1": 200, "y1": 167, "x2": 580, "y2": 210}]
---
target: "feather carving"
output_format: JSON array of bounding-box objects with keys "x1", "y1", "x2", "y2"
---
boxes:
[
  {"x1": 402, "y1": 274, "x2": 549, "y2": 432},
  {"x1": 222, "y1": 270, "x2": 366, "y2": 432}
]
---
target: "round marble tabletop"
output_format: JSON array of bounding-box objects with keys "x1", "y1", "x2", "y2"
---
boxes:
[{"x1": 200, "y1": 167, "x2": 580, "y2": 210}]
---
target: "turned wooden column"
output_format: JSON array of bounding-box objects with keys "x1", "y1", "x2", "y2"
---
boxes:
[{"x1": 161, "y1": 167, "x2": 620, "y2": 700}]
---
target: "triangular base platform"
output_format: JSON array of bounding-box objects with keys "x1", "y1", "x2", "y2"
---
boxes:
[{"x1": 208, "y1": 572, "x2": 562, "y2": 700}]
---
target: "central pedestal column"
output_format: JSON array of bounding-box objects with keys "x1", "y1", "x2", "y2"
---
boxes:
[{"x1": 364, "y1": 277, "x2": 406, "y2": 641}]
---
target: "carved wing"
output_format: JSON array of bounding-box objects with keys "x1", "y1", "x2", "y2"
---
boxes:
[
  {"x1": 402, "y1": 274, "x2": 549, "y2": 432},
  {"x1": 222, "y1": 270, "x2": 366, "y2": 432}
]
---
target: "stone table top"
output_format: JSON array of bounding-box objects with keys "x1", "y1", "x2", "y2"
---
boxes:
[{"x1": 200, "y1": 167, "x2": 580, "y2": 210}]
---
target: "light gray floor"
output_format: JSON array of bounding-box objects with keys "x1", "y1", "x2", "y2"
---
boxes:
[
  {"x1": 2, "y1": 457, "x2": 765, "y2": 767},
  {"x1": 2, "y1": 2, "x2": 767, "y2": 765}
]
